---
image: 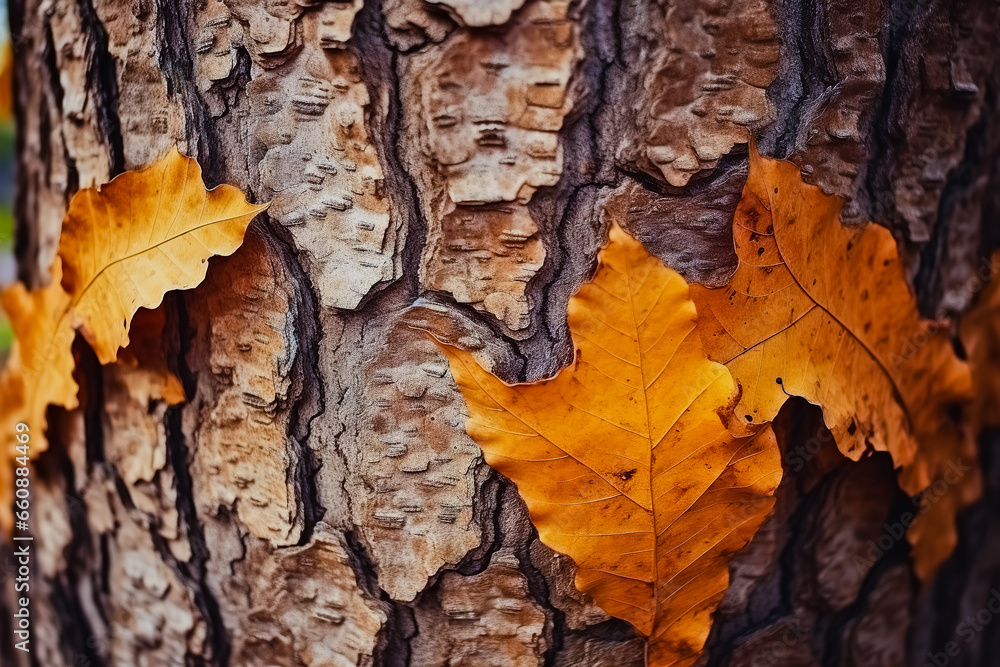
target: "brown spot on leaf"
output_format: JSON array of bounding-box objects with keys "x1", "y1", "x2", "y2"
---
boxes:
[{"x1": 611, "y1": 469, "x2": 638, "y2": 482}]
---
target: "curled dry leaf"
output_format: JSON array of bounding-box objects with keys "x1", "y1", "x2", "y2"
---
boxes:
[
  {"x1": 689, "y1": 145, "x2": 975, "y2": 579},
  {"x1": 434, "y1": 223, "x2": 783, "y2": 666},
  {"x1": 0, "y1": 147, "x2": 264, "y2": 530},
  {"x1": 59, "y1": 146, "x2": 268, "y2": 363}
]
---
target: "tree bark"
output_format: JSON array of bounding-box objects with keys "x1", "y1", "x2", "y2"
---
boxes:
[{"x1": 2, "y1": 0, "x2": 999, "y2": 665}]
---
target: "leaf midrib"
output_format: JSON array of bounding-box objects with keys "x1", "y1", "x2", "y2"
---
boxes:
[
  {"x1": 759, "y1": 180, "x2": 916, "y2": 431},
  {"x1": 69, "y1": 210, "x2": 258, "y2": 312},
  {"x1": 28, "y1": 198, "x2": 260, "y2": 391},
  {"x1": 620, "y1": 248, "x2": 661, "y2": 635}
]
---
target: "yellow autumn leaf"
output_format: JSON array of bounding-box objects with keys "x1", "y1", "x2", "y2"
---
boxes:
[
  {"x1": 59, "y1": 147, "x2": 268, "y2": 363},
  {"x1": 0, "y1": 259, "x2": 77, "y2": 531},
  {"x1": 0, "y1": 148, "x2": 265, "y2": 532},
  {"x1": 689, "y1": 145, "x2": 974, "y2": 579},
  {"x1": 0, "y1": 257, "x2": 79, "y2": 439},
  {"x1": 433, "y1": 223, "x2": 782, "y2": 666},
  {"x1": 0, "y1": 372, "x2": 16, "y2": 528}
]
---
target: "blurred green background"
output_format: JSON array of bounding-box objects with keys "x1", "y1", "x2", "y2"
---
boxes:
[
  {"x1": 0, "y1": 5, "x2": 14, "y2": 357},
  {"x1": 0, "y1": 120, "x2": 12, "y2": 357}
]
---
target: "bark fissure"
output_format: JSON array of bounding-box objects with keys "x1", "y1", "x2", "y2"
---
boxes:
[
  {"x1": 267, "y1": 223, "x2": 327, "y2": 547},
  {"x1": 156, "y1": 0, "x2": 223, "y2": 183},
  {"x1": 168, "y1": 296, "x2": 231, "y2": 666},
  {"x1": 74, "y1": 0, "x2": 124, "y2": 177},
  {"x1": 915, "y1": 59, "x2": 1000, "y2": 317}
]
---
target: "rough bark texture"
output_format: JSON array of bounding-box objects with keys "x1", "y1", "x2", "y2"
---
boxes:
[{"x1": 2, "y1": 0, "x2": 1000, "y2": 665}]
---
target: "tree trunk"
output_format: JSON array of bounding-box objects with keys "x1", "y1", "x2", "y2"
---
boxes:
[{"x1": 2, "y1": 0, "x2": 999, "y2": 665}]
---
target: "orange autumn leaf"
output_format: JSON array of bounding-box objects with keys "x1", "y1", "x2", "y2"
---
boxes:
[
  {"x1": 0, "y1": 373, "x2": 17, "y2": 529},
  {"x1": 0, "y1": 148, "x2": 265, "y2": 531},
  {"x1": 59, "y1": 147, "x2": 268, "y2": 364},
  {"x1": 0, "y1": 42, "x2": 12, "y2": 122},
  {"x1": 0, "y1": 261, "x2": 77, "y2": 530},
  {"x1": 433, "y1": 223, "x2": 782, "y2": 666},
  {"x1": 689, "y1": 145, "x2": 974, "y2": 579},
  {"x1": 0, "y1": 258, "x2": 77, "y2": 532},
  {"x1": 0, "y1": 258, "x2": 79, "y2": 439},
  {"x1": 961, "y1": 251, "x2": 1000, "y2": 430}
]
